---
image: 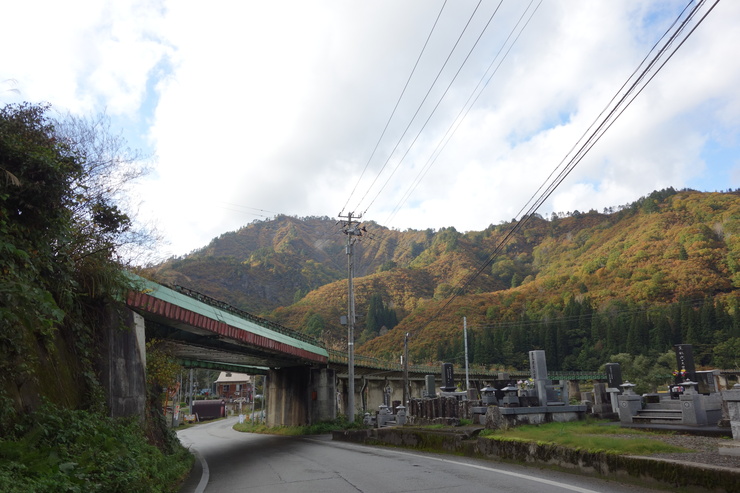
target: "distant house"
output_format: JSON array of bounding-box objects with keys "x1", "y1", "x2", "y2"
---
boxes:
[{"x1": 215, "y1": 372, "x2": 253, "y2": 401}]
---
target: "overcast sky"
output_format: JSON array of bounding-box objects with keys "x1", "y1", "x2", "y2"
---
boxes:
[{"x1": 2, "y1": 0, "x2": 738, "y2": 260}]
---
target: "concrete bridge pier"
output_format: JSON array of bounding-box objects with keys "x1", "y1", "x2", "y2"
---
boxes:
[
  {"x1": 99, "y1": 307, "x2": 147, "y2": 420},
  {"x1": 339, "y1": 376, "x2": 429, "y2": 417},
  {"x1": 365, "y1": 379, "x2": 393, "y2": 409},
  {"x1": 266, "y1": 367, "x2": 336, "y2": 427}
]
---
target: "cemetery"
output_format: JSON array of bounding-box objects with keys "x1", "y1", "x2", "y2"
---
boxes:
[
  {"x1": 337, "y1": 344, "x2": 740, "y2": 491},
  {"x1": 406, "y1": 350, "x2": 588, "y2": 429},
  {"x1": 358, "y1": 344, "x2": 740, "y2": 456}
]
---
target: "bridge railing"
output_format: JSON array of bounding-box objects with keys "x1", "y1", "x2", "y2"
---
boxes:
[
  {"x1": 171, "y1": 284, "x2": 327, "y2": 349},
  {"x1": 326, "y1": 349, "x2": 603, "y2": 380}
]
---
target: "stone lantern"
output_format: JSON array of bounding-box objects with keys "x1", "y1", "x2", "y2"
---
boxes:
[
  {"x1": 481, "y1": 386, "x2": 498, "y2": 406},
  {"x1": 501, "y1": 384, "x2": 520, "y2": 407},
  {"x1": 620, "y1": 381, "x2": 637, "y2": 395}
]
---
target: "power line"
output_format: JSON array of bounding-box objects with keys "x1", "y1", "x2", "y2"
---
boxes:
[
  {"x1": 339, "y1": 0, "x2": 450, "y2": 217},
  {"x1": 469, "y1": 296, "x2": 712, "y2": 332},
  {"x1": 359, "y1": 0, "x2": 507, "y2": 216},
  {"x1": 352, "y1": 0, "x2": 493, "y2": 214},
  {"x1": 449, "y1": 0, "x2": 715, "y2": 304},
  {"x1": 383, "y1": 0, "x2": 541, "y2": 227},
  {"x1": 350, "y1": 1, "x2": 540, "y2": 271},
  {"x1": 410, "y1": 0, "x2": 719, "y2": 338}
]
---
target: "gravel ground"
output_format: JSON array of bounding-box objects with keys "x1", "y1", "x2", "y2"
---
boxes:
[{"x1": 630, "y1": 433, "x2": 740, "y2": 469}]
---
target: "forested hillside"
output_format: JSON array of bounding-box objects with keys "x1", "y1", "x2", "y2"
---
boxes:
[
  {"x1": 145, "y1": 188, "x2": 740, "y2": 372},
  {"x1": 1, "y1": 103, "x2": 190, "y2": 491}
]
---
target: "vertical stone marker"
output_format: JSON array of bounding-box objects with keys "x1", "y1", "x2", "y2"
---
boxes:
[
  {"x1": 674, "y1": 344, "x2": 697, "y2": 382},
  {"x1": 424, "y1": 375, "x2": 436, "y2": 398},
  {"x1": 440, "y1": 363, "x2": 456, "y2": 392},
  {"x1": 529, "y1": 350, "x2": 548, "y2": 380},
  {"x1": 529, "y1": 350, "x2": 550, "y2": 406},
  {"x1": 721, "y1": 384, "x2": 740, "y2": 457},
  {"x1": 605, "y1": 363, "x2": 623, "y2": 389}
]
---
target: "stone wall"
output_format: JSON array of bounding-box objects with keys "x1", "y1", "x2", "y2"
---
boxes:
[{"x1": 332, "y1": 428, "x2": 739, "y2": 492}]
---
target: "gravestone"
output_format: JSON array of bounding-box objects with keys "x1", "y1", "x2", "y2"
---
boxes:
[
  {"x1": 424, "y1": 375, "x2": 436, "y2": 398},
  {"x1": 529, "y1": 350, "x2": 554, "y2": 406},
  {"x1": 592, "y1": 382, "x2": 613, "y2": 416},
  {"x1": 440, "y1": 363, "x2": 456, "y2": 392},
  {"x1": 674, "y1": 344, "x2": 697, "y2": 383},
  {"x1": 696, "y1": 370, "x2": 717, "y2": 395},
  {"x1": 605, "y1": 363, "x2": 623, "y2": 389},
  {"x1": 529, "y1": 350, "x2": 548, "y2": 380}
]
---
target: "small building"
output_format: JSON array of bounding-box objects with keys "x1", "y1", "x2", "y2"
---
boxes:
[{"x1": 215, "y1": 372, "x2": 253, "y2": 401}]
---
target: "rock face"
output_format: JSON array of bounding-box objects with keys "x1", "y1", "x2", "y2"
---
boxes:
[{"x1": 484, "y1": 406, "x2": 505, "y2": 430}]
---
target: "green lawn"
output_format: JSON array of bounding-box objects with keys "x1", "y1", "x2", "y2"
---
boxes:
[{"x1": 480, "y1": 420, "x2": 691, "y2": 455}]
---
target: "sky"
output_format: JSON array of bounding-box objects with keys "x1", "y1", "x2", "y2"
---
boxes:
[{"x1": 2, "y1": 0, "x2": 739, "y2": 261}]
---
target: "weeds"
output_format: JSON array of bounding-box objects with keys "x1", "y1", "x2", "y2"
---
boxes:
[
  {"x1": 233, "y1": 416, "x2": 363, "y2": 436},
  {"x1": 0, "y1": 404, "x2": 192, "y2": 492}
]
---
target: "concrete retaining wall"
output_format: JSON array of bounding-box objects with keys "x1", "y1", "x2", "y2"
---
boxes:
[{"x1": 332, "y1": 428, "x2": 739, "y2": 492}]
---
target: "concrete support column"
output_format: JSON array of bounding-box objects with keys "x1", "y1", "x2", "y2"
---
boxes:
[
  {"x1": 308, "y1": 368, "x2": 336, "y2": 424},
  {"x1": 267, "y1": 367, "x2": 337, "y2": 427},
  {"x1": 267, "y1": 367, "x2": 309, "y2": 427},
  {"x1": 366, "y1": 380, "x2": 387, "y2": 412},
  {"x1": 100, "y1": 307, "x2": 147, "y2": 420},
  {"x1": 409, "y1": 380, "x2": 426, "y2": 401}
]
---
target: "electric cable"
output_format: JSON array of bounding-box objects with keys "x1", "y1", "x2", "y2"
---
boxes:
[
  {"x1": 410, "y1": 0, "x2": 718, "y2": 338},
  {"x1": 359, "y1": 0, "x2": 506, "y2": 216},
  {"x1": 352, "y1": 0, "x2": 491, "y2": 214},
  {"x1": 383, "y1": 0, "x2": 541, "y2": 227},
  {"x1": 340, "y1": 0, "x2": 450, "y2": 216}
]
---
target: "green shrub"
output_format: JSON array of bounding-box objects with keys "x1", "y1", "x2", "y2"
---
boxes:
[{"x1": 0, "y1": 404, "x2": 193, "y2": 492}]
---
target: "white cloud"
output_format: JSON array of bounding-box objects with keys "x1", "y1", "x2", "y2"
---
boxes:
[{"x1": 2, "y1": 0, "x2": 739, "y2": 258}]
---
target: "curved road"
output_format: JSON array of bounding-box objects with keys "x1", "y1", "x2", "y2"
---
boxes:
[{"x1": 177, "y1": 418, "x2": 662, "y2": 493}]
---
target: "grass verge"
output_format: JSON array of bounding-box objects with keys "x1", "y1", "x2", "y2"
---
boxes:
[
  {"x1": 479, "y1": 419, "x2": 691, "y2": 455},
  {"x1": 233, "y1": 417, "x2": 363, "y2": 436}
]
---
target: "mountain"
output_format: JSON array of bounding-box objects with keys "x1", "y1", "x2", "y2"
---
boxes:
[{"x1": 143, "y1": 189, "x2": 740, "y2": 371}]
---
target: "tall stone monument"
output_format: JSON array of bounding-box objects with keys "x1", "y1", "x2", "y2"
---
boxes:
[
  {"x1": 674, "y1": 344, "x2": 697, "y2": 383},
  {"x1": 529, "y1": 350, "x2": 558, "y2": 406},
  {"x1": 440, "y1": 363, "x2": 456, "y2": 392}
]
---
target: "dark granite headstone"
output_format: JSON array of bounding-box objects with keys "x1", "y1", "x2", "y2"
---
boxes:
[
  {"x1": 440, "y1": 363, "x2": 456, "y2": 392},
  {"x1": 605, "y1": 363, "x2": 622, "y2": 389},
  {"x1": 674, "y1": 344, "x2": 696, "y2": 382}
]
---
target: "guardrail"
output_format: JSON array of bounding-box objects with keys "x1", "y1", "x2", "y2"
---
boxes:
[{"x1": 171, "y1": 284, "x2": 327, "y2": 349}]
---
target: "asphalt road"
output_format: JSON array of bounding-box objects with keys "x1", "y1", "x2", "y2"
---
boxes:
[{"x1": 177, "y1": 418, "x2": 665, "y2": 493}]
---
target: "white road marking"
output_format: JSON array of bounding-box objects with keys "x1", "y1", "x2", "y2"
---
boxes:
[{"x1": 305, "y1": 438, "x2": 602, "y2": 493}]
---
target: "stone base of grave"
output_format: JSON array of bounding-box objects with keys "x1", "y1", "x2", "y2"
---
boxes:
[
  {"x1": 483, "y1": 404, "x2": 587, "y2": 430},
  {"x1": 719, "y1": 441, "x2": 740, "y2": 457}
]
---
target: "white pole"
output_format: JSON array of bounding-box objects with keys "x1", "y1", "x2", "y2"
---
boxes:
[
  {"x1": 250, "y1": 375, "x2": 255, "y2": 421},
  {"x1": 464, "y1": 317, "x2": 470, "y2": 391}
]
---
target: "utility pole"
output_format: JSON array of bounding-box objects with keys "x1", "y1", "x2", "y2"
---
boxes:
[
  {"x1": 463, "y1": 317, "x2": 470, "y2": 392},
  {"x1": 340, "y1": 211, "x2": 363, "y2": 421},
  {"x1": 403, "y1": 332, "x2": 409, "y2": 407},
  {"x1": 189, "y1": 367, "x2": 194, "y2": 411}
]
